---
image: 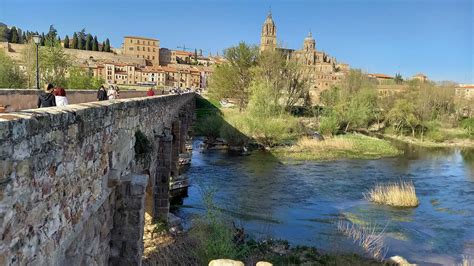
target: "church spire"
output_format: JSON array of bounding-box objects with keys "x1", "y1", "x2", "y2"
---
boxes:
[{"x1": 260, "y1": 10, "x2": 277, "y2": 52}]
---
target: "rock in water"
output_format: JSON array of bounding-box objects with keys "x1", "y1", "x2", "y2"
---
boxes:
[
  {"x1": 256, "y1": 262, "x2": 273, "y2": 266},
  {"x1": 208, "y1": 259, "x2": 244, "y2": 266},
  {"x1": 389, "y1": 255, "x2": 416, "y2": 265}
]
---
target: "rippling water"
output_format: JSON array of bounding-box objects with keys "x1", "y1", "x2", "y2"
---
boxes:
[{"x1": 174, "y1": 139, "x2": 474, "y2": 265}]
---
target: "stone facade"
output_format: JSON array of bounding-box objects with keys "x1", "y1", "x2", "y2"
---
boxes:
[
  {"x1": 0, "y1": 93, "x2": 195, "y2": 265},
  {"x1": 122, "y1": 36, "x2": 160, "y2": 66}
]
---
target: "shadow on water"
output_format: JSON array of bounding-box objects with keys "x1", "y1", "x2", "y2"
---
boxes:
[{"x1": 173, "y1": 96, "x2": 474, "y2": 264}]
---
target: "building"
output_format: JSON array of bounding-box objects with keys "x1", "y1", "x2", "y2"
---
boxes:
[
  {"x1": 122, "y1": 36, "x2": 160, "y2": 66},
  {"x1": 411, "y1": 73, "x2": 428, "y2": 83},
  {"x1": 368, "y1": 73, "x2": 395, "y2": 84},
  {"x1": 455, "y1": 85, "x2": 474, "y2": 100},
  {"x1": 259, "y1": 11, "x2": 349, "y2": 102}
]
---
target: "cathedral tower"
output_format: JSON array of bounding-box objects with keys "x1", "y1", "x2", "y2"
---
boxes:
[
  {"x1": 303, "y1": 31, "x2": 316, "y2": 51},
  {"x1": 260, "y1": 11, "x2": 277, "y2": 52}
]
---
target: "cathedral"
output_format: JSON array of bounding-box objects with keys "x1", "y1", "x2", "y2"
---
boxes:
[{"x1": 260, "y1": 11, "x2": 349, "y2": 101}]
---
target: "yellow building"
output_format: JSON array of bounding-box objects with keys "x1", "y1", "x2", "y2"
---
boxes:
[{"x1": 122, "y1": 36, "x2": 160, "y2": 66}]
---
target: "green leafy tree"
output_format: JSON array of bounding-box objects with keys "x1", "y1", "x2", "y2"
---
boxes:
[
  {"x1": 85, "y1": 34, "x2": 93, "y2": 50},
  {"x1": 319, "y1": 69, "x2": 378, "y2": 132},
  {"x1": 67, "y1": 67, "x2": 104, "y2": 89},
  {"x1": 40, "y1": 32, "x2": 45, "y2": 46},
  {"x1": 72, "y1": 33, "x2": 78, "y2": 49},
  {"x1": 63, "y1": 35, "x2": 70, "y2": 48},
  {"x1": 208, "y1": 42, "x2": 258, "y2": 111},
  {"x1": 77, "y1": 28, "x2": 86, "y2": 50},
  {"x1": 388, "y1": 98, "x2": 419, "y2": 137},
  {"x1": 92, "y1": 36, "x2": 98, "y2": 51},
  {"x1": 252, "y1": 50, "x2": 310, "y2": 111},
  {"x1": 22, "y1": 38, "x2": 71, "y2": 88},
  {"x1": 9, "y1": 26, "x2": 19, "y2": 43},
  {"x1": 101, "y1": 41, "x2": 105, "y2": 52},
  {"x1": 0, "y1": 25, "x2": 8, "y2": 42},
  {"x1": 0, "y1": 49, "x2": 25, "y2": 87},
  {"x1": 44, "y1": 25, "x2": 58, "y2": 46},
  {"x1": 394, "y1": 73, "x2": 403, "y2": 84},
  {"x1": 104, "y1": 38, "x2": 111, "y2": 52}
]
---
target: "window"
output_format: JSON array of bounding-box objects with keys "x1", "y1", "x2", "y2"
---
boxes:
[
  {"x1": 129, "y1": 48, "x2": 133, "y2": 51},
  {"x1": 153, "y1": 48, "x2": 156, "y2": 52},
  {"x1": 137, "y1": 46, "x2": 140, "y2": 51},
  {"x1": 152, "y1": 56, "x2": 155, "y2": 60}
]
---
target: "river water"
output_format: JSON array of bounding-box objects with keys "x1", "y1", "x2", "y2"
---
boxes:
[{"x1": 173, "y1": 139, "x2": 474, "y2": 265}]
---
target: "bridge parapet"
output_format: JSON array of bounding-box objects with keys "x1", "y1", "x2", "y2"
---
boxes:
[{"x1": 0, "y1": 93, "x2": 195, "y2": 265}]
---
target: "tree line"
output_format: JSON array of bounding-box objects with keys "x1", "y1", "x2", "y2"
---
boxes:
[
  {"x1": 0, "y1": 23, "x2": 111, "y2": 52},
  {"x1": 0, "y1": 29, "x2": 104, "y2": 90}
]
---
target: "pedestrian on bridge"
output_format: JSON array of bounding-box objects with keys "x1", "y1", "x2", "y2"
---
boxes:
[
  {"x1": 53, "y1": 87, "x2": 68, "y2": 106},
  {"x1": 147, "y1": 87, "x2": 155, "y2": 96},
  {"x1": 37, "y1": 83, "x2": 56, "y2": 108},
  {"x1": 107, "y1": 85, "x2": 118, "y2": 100},
  {"x1": 97, "y1": 85, "x2": 108, "y2": 101}
]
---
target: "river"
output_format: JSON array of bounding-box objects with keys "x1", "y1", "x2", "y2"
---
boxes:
[{"x1": 173, "y1": 139, "x2": 474, "y2": 265}]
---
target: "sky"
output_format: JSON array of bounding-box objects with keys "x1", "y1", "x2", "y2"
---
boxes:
[{"x1": 0, "y1": 0, "x2": 472, "y2": 83}]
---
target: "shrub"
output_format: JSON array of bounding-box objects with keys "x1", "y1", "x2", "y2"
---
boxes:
[
  {"x1": 319, "y1": 115, "x2": 340, "y2": 136},
  {"x1": 245, "y1": 114, "x2": 302, "y2": 147},
  {"x1": 189, "y1": 186, "x2": 247, "y2": 264},
  {"x1": 461, "y1": 118, "x2": 474, "y2": 136},
  {"x1": 364, "y1": 181, "x2": 419, "y2": 208}
]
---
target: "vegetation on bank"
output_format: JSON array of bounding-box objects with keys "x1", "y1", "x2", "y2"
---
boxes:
[
  {"x1": 273, "y1": 134, "x2": 401, "y2": 161},
  {"x1": 199, "y1": 41, "x2": 473, "y2": 154},
  {"x1": 364, "y1": 181, "x2": 419, "y2": 208}
]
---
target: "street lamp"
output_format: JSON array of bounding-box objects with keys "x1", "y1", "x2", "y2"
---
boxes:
[{"x1": 32, "y1": 35, "x2": 41, "y2": 90}]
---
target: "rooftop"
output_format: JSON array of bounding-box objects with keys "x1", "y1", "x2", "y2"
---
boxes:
[{"x1": 124, "y1": 36, "x2": 159, "y2": 42}]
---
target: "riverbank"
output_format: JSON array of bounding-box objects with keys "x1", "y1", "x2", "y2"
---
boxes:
[
  {"x1": 383, "y1": 133, "x2": 474, "y2": 148},
  {"x1": 143, "y1": 231, "x2": 386, "y2": 265},
  {"x1": 272, "y1": 134, "x2": 402, "y2": 161}
]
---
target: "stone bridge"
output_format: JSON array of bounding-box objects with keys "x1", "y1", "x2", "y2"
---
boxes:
[{"x1": 0, "y1": 93, "x2": 195, "y2": 265}]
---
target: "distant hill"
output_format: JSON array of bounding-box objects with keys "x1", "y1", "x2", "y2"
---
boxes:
[{"x1": 0, "y1": 22, "x2": 7, "y2": 28}]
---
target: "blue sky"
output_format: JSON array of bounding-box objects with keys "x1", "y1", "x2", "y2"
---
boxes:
[{"x1": 1, "y1": 0, "x2": 472, "y2": 83}]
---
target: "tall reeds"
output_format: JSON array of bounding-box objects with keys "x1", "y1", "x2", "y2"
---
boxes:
[{"x1": 364, "y1": 181, "x2": 419, "y2": 208}]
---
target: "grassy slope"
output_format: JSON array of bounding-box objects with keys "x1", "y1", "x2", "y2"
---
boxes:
[{"x1": 273, "y1": 134, "x2": 402, "y2": 161}]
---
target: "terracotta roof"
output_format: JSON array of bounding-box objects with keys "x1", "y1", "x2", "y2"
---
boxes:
[
  {"x1": 369, "y1": 73, "x2": 393, "y2": 79},
  {"x1": 174, "y1": 50, "x2": 192, "y2": 56}
]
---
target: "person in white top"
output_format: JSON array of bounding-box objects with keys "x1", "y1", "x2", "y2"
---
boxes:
[
  {"x1": 53, "y1": 87, "x2": 69, "y2": 106},
  {"x1": 107, "y1": 85, "x2": 118, "y2": 100}
]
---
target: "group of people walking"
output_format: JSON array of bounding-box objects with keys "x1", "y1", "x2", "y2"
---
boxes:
[{"x1": 37, "y1": 84, "x2": 157, "y2": 108}]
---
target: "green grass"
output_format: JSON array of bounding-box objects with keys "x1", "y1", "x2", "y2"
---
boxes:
[{"x1": 273, "y1": 134, "x2": 401, "y2": 161}]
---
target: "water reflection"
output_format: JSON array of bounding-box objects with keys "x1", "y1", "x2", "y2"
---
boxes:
[{"x1": 175, "y1": 140, "x2": 474, "y2": 265}]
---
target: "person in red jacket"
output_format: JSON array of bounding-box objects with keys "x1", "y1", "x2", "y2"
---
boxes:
[{"x1": 147, "y1": 87, "x2": 155, "y2": 96}]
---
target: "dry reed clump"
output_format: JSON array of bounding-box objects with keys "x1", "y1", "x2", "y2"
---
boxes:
[
  {"x1": 337, "y1": 220, "x2": 388, "y2": 261},
  {"x1": 364, "y1": 181, "x2": 419, "y2": 208},
  {"x1": 291, "y1": 137, "x2": 354, "y2": 152}
]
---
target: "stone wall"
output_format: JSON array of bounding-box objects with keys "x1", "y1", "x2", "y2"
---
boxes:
[
  {"x1": 0, "y1": 89, "x2": 155, "y2": 112},
  {"x1": 0, "y1": 93, "x2": 195, "y2": 265}
]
